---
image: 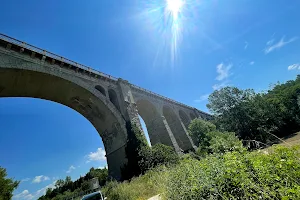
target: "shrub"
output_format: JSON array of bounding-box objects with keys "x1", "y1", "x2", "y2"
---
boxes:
[
  {"x1": 206, "y1": 131, "x2": 244, "y2": 154},
  {"x1": 193, "y1": 130, "x2": 244, "y2": 157},
  {"x1": 139, "y1": 143, "x2": 179, "y2": 173},
  {"x1": 188, "y1": 118, "x2": 216, "y2": 146},
  {"x1": 165, "y1": 145, "x2": 300, "y2": 200}
]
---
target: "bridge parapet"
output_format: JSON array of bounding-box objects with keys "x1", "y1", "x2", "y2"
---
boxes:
[
  {"x1": 130, "y1": 84, "x2": 211, "y2": 119},
  {"x1": 0, "y1": 33, "x2": 118, "y2": 82}
]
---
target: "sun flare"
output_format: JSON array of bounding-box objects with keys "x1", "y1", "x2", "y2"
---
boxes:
[{"x1": 166, "y1": 0, "x2": 184, "y2": 20}]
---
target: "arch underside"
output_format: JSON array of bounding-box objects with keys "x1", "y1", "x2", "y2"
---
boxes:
[
  {"x1": 0, "y1": 65, "x2": 127, "y2": 179},
  {"x1": 179, "y1": 110, "x2": 191, "y2": 129},
  {"x1": 136, "y1": 99, "x2": 174, "y2": 147},
  {"x1": 163, "y1": 106, "x2": 193, "y2": 151}
]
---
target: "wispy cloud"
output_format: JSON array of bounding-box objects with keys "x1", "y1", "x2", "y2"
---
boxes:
[
  {"x1": 264, "y1": 36, "x2": 297, "y2": 54},
  {"x1": 213, "y1": 82, "x2": 229, "y2": 90},
  {"x1": 216, "y1": 63, "x2": 232, "y2": 81},
  {"x1": 14, "y1": 181, "x2": 57, "y2": 200},
  {"x1": 244, "y1": 41, "x2": 248, "y2": 50},
  {"x1": 249, "y1": 61, "x2": 255, "y2": 65},
  {"x1": 13, "y1": 190, "x2": 34, "y2": 200},
  {"x1": 21, "y1": 178, "x2": 30, "y2": 182},
  {"x1": 86, "y1": 147, "x2": 106, "y2": 163},
  {"x1": 213, "y1": 62, "x2": 232, "y2": 90},
  {"x1": 32, "y1": 175, "x2": 50, "y2": 184},
  {"x1": 66, "y1": 165, "x2": 76, "y2": 173},
  {"x1": 288, "y1": 63, "x2": 300, "y2": 70},
  {"x1": 194, "y1": 94, "x2": 209, "y2": 103}
]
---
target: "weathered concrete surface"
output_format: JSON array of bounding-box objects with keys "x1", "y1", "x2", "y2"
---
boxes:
[{"x1": 0, "y1": 34, "x2": 211, "y2": 179}]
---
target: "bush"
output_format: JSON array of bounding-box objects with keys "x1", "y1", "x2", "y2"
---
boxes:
[
  {"x1": 188, "y1": 119, "x2": 216, "y2": 147},
  {"x1": 206, "y1": 131, "x2": 244, "y2": 154},
  {"x1": 139, "y1": 143, "x2": 179, "y2": 173},
  {"x1": 165, "y1": 145, "x2": 300, "y2": 200}
]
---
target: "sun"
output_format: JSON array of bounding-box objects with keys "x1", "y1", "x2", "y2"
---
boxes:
[{"x1": 166, "y1": 0, "x2": 184, "y2": 20}]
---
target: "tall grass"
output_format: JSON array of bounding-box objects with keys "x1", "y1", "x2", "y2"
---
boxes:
[
  {"x1": 103, "y1": 166, "x2": 169, "y2": 200},
  {"x1": 103, "y1": 145, "x2": 300, "y2": 200}
]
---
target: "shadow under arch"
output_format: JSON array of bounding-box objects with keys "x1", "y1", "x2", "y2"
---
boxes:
[
  {"x1": 0, "y1": 67, "x2": 127, "y2": 180},
  {"x1": 179, "y1": 110, "x2": 190, "y2": 129},
  {"x1": 136, "y1": 99, "x2": 174, "y2": 147},
  {"x1": 190, "y1": 112, "x2": 197, "y2": 120},
  {"x1": 163, "y1": 106, "x2": 193, "y2": 151},
  {"x1": 108, "y1": 89, "x2": 121, "y2": 113}
]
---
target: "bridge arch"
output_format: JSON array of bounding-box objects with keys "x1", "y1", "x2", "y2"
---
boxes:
[
  {"x1": 163, "y1": 105, "x2": 193, "y2": 151},
  {"x1": 190, "y1": 112, "x2": 196, "y2": 120},
  {"x1": 108, "y1": 89, "x2": 121, "y2": 113},
  {"x1": 95, "y1": 85, "x2": 106, "y2": 97},
  {"x1": 136, "y1": 99, "x2": 174, "y2": 147},
  {"x1": 0, "y1": 61, "x2": 127, "y2": 179},
  {"x1": 179, "y1": 110, "x2": 190, "y2": 129}
]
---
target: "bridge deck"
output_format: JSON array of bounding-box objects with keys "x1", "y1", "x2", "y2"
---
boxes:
[{"x1": 0, "y1": 33, "x2": 211, "y2": 117}]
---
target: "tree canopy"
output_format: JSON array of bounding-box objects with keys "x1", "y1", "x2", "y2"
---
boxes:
[
  {"x1": 0, "y1": 166, "x2": 19, "y2": 200},
  {"x1": 206, "y1": 75, "x2": 300, "y2": 145}
]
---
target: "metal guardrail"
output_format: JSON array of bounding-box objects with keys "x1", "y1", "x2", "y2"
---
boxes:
[
  {"x1": 0, "y1": 33, "x2": 118, "y2": 81},
  {"x1": 0, "y1": 33, "x2": 210, "y2": 116}
]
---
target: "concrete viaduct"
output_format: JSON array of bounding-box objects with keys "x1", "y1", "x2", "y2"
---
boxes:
[{"x1": 0, "y1": 33, "x2": 211, "y2": 179}]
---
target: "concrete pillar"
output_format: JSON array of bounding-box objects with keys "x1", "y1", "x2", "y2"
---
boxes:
[
  {"x1": 161, "y1": 116, "x2": 182, "y2": 153},
  {"x1": 105, "y1": 145, "x2": 127, "y2": 180},
  {"x1": 179, "y1": 119, "x2": 197, "y2": 150}
]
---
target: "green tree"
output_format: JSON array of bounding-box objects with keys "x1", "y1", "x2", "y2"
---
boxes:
[
  {"x1": 139, "y1": 143, "x2": 179, "y2": 173},
  {"x1": 45, "y1": 188, "x2": 52, "y2": 196},
  {"x1": 55, "y1": 179, "x2": 65, "y2": 188},
  {"x1": 65, "y1": 176, "x2": 72, "y2": 184},
  {"x1": 81, "y1": 181, "x2": 90, "y2": 191},
  {"x1": 207, "y1": 86, "x2": 276, "y2": 144},
  {"x1": 206, "y1": 131, "x2": 244, "y2": 154},
  {"x1": 0, "y1": 166, "x2": 19, "y2": 200},
  {"x1": 188, "y1": 118, "x2": 216, "y2": 147}
]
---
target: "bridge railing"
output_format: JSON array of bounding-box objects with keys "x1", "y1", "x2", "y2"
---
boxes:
[{"x1": 0, "y1": 33, "x2": 118, "y2": 81}]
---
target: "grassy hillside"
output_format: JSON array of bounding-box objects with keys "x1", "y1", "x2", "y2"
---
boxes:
[{"x1": 104, "y1": 144, "x2": 300, "y2": 200}]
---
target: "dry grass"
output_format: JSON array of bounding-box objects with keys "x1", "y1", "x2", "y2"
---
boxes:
[{"x1": 281, "y1": 132, "x2": 300, "y2": 146}]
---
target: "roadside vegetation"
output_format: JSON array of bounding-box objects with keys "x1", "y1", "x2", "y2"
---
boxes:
[
  {"x1": 4, "y1": 75, "x2": 300, "y2": 199},
  {"x1": 103, "y1": 75, "x2": 300, "y2": 200}
]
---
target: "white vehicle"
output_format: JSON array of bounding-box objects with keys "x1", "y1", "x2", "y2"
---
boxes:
[{"x1": 81, "y1": 191, "x2": 105, "y2": 200}]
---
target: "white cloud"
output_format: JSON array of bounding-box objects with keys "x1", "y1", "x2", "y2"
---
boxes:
[
  {"x1": 264, "y1": 36, "x2": 297, "y2": 54},
  {"x1": 21, "y1": 178, "x2": 30, "y2": 182},
  {"x1": 249, "y1": 61, "x2": 255, "y2": 65},
  {"x1": 216, "y1": 63, "x2": 232, "y2": 81},
  {"x1": 194, "y1": 94, "x2": 210, "y2": 103},
  {"x1": 86, "y1": 147, "x2": 106, "y2": 163},
  {"x1": 244, "y1": 41, "x2": 248, "y2": 49},
  {"x1": 213, "y1": 82, "x2": 229, "y2": 90},
  {"x1": 35, "y1": 181, "x2": 56, "y2": 197},
  {"x1": 13, "y1": 190, "x2": 34, "y2": 200},
  {"x1": 13, "y1": 181, "x2": 57, "y2": 200},
  {"x1": 66, "y1": 165, "x2": 76, "y2": 173},
  {"x1": 32, "y1": 175, "x2": 50, "y2": 183},
  {"x1": 288, "y1": 63, "x2": 300, "y2": 70}
]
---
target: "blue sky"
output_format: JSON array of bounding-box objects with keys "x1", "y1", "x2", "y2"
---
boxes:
[{"x1": 1, "y1": 0, "x2": 300, "y2": 199}]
